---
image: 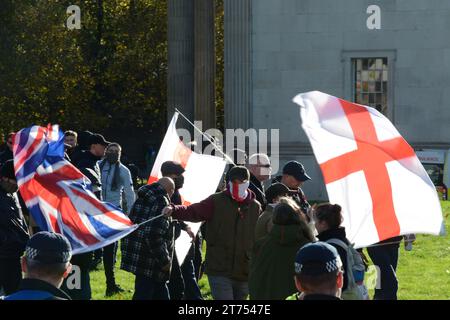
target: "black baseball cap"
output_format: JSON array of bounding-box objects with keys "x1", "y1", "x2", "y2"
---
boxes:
[
  {"x1": 283, "y1": 161, "x2": 311, "y2": 182},
  {"x1": 161, "y1": 161, "x2": 185, "y2": 176},
  {"x1": 295, "y1": 242, "x2": 343, "y2": 276},
  {"x1": 89, "y1": 133, "x2": 110, "y2": 147},
  {"x1": 25, "y1": 231, "x2": 72, "y2": 264}
]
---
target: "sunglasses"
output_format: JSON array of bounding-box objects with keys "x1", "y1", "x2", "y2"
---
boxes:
[
  {"x1": 7, "y1": 140, "x2": 12, "y2": 145},
  {"x1": 257, "y1": 164, "x2": 271, "y2": 168}
]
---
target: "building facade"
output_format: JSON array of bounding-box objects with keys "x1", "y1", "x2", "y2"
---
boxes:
[{"x1": 224, "y1": 0, "x2": 450, "y2": 199}]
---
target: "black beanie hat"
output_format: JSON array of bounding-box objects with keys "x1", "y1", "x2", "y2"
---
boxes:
[
  {"x1": 0, "y1": 159, "x2": 16, "y2": 180},
  {"x1": 227, "y1": 166, "x2": 250, "y2": 182}
]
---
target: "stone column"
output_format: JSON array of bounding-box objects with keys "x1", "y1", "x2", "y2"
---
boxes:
[
  {"x1": 167, "y1": 0, "x2": 195, "y2": 131},
  {"x1": 194, "y1": 0, "x2": 216, "y2": 130},
  {"x1": 224, "y1": 0, "x2": 252, "y2": 130}
]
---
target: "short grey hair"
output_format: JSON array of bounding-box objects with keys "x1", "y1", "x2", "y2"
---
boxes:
[{"x1": 248, "y1": 153, "x2": 270, "y2": 165}]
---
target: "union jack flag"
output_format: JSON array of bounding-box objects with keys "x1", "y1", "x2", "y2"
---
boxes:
[{"x1": 12, "y1": 124, "x2": 138, "y2": 254}]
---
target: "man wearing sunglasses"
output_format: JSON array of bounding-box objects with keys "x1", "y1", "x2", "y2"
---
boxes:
[{"x1": 247, "y1": 153, "x2": 272, "y2": 210}]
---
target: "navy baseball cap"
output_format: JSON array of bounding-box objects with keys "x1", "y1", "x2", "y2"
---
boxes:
[
  {"x1": 295, "y1": 242, "x2": 343, "y2": 276},
  {"x1": 283, "y1": 161, "x2": 311, "y2": 182},
  {"x1": 25, "y1": 232, "x2": 72, "y2": 264}
]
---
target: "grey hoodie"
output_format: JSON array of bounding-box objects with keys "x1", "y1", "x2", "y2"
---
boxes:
[{"x1": 99, "y1": 161, "x2": 136, "y2": 214}]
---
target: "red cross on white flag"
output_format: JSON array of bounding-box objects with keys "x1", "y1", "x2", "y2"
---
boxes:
[
  {"x1": 148, "y1": 112, "x2": 227, "y2": 263},
  {"x1": 293, "y1": 91, "x2": 445, "y2": 248}
]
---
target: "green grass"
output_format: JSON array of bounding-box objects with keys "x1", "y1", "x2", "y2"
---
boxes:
[{"x1": 90, "y1": 202, "x2": 450, "y2": 300}]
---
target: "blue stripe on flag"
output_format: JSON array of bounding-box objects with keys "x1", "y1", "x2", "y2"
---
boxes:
[
  {"x1": 47, "y1": 128, "x2": 65, "y2": 157},
  {"x1": 86, "y1": 214, "x2": 120, "y2": 239}
]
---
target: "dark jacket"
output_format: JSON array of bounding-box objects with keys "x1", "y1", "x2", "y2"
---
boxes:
[
  {"x1": 171, "y1": 190, "x2": 261, "y2": 281},
  {"x1": 2, "y1": 279, "x2": 71, "y2": 300},
  {"x1": 0, "y1": 149, "x2": 13, "y2": 167},
  {"x1": 249, "y1": 173, "x2": 266, "y2": 211},
  {"x1": 249, "y1": 223, "x2": 314, "y2": 300},
  {"x1": 317, "y1": 227, "x2": 350, "y2": 291},
  {"x1": 121, "y1": 182, "x2": 174, "y2": 282},
  {"x1": 0, "y1": 189, "x2": 29, "y2": 259},
  {"x1": 272, "y1": 176, "x2": 310, "y2": 215},
  {"x1": 74, "y1": 151, "x2": 102, "y2": 198},
  {"x1": 254, "y1": 204, "x2": 274, "y2": 241},
  {"x1": 69, "y1": 146, "x2": 85, "y2": 166}
]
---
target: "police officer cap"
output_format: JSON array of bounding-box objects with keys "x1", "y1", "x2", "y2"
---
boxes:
[
  {"x1": 294, "y1": 242, "x2": 343, "y2": 276},
  {"x1": 25, "y1": 232, "x2": 72, "y2": 264}
]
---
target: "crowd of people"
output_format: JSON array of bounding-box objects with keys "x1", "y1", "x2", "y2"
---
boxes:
[{"x1": 0, "y1": 130, "x2": 410, "y2": 300}]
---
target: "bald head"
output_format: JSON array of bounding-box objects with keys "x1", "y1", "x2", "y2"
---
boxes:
[{"x1": 158, "y1": 177, "x2": 175, "y2": 198}]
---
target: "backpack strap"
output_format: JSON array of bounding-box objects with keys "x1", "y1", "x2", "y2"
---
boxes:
[{"x1": 325, "y1": 238, "x2": 349, "y2": 251}]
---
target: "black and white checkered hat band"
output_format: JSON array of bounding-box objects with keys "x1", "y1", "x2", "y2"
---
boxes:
[
  {"x1": 295, "y1": 257, "x2": 343, "y2": 274},
  {"x1": 26, "y1": 246, "x2": 71, "y2": 263},
  {"x1": 25, "y1": 247, "x2": 39, "y2": 260}
]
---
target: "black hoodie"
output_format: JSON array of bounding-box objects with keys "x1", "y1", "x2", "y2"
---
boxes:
[
  {"x1": 0, "y1": 189, "x2": 29, "y2": 259},
  {"x1": 317, "y1": 227, "x2": 350, "y2": 291}
]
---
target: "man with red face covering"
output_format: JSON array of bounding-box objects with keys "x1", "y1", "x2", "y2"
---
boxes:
[{"x1": 163, "y1": 166, "x2": 261, "y2": 300}]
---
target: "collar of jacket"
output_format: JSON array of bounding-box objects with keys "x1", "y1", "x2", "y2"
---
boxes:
[
  {"x1": 317, "y1": 227, "x2": 348, "y2": 243},
  {"x1": 17, "y1": 278, "x2": 71, "y2": 300},
  {"x1": 272, "y1": 175, "x2": 282, "y2": 184},
  {"x1": 250, "y1": 173, "x2": 264, "y2": 192}
]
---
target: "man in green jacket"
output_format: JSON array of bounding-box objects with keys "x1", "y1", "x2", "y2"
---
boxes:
[{"x1": 163, "y1": 166, "x2": 261, "y2": 300}]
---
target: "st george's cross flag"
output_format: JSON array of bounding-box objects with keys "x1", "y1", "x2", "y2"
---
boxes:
[
  {"x1": 13, "y1": 125, "x2": 138, "y2": 254},
  {"x1": 293, "y1": 91, "x2": 445, "y2": 248},
  {"x1": 148, "y1": 112, "x2": 227, "y2": 264}
]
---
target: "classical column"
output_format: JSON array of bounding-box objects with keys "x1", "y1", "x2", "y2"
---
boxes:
[
  {"x1": 224, "y1": 0, "x2": 252, "y2": 130},
  {"x1": 194, "y1": 0, "x2": 216, "y2": 130},
  {"x1": 167, "y1": 0, "x2": 195, "y2": 130}
]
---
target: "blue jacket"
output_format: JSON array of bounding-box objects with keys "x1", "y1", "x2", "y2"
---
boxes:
[{"x1": 2, "y1": 279, "x2": 71, "y2": 300}]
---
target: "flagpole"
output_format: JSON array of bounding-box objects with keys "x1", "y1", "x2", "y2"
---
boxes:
[
  {"x1": 174, "y1": 107, "x2": 268, "y2": 198},
  {"x1": 174, "y1": 107, "x2": 235, "y2": 165},
  {"x1": 137, "y1": 213, "x2": 166, "y2": 227}
]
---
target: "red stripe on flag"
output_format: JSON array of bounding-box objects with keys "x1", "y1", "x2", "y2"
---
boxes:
[
  {"x1": 148, "y1": 175, "x2": 158, "y2": 185},
  {"x1": 15, "y1": 128, "x2": 45, "y2": 171},
  {"x1": 20, "y1": 179, "x2": 59, "y2": 232},
  {"x1": 70, "y1": 188, "x2": 134, "y2": 226},
  {"x1": 174, "y1": 141, "x2": 192, "y2": 169},
  {"x1": 23, "y1": 177, "x2": 100, "y2": 245}
]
